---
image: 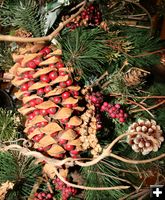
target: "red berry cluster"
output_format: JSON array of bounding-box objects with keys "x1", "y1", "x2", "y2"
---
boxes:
[
  {"x1": 66, "y1": 4, "x2": 102, "y2": 30},
  {"x1": 101, "y1": 102, "x2": 128, "y2": 123},
  {"x1": 87, "y1": 92, "x2": 103, "y2": 107},
  {"x1": 52, "y1": 178, "x2": 77, "y2": 200},
  {"x1": 33, "y1": 192, "x2": 53, "y2": 200}
]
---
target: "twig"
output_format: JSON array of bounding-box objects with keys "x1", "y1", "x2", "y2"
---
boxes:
[
  {"x1": 54, "y1": 167, "x2": 130, "y2": 191},
  {"x1": 0, "y1": 1, "x2": 86, "y2": 43},
  {"x1": 130, "y1": 100, "x2": 165, "y2": 113},
  {"x1": 110, "y1": 94, "x2": 165, "y2": 99},
  {"x1": 87, "y1": 71, "x2": 109, "y2": 90},
  {"x1": 126, "y1": 98, "x2": 155, "y2": 118}
]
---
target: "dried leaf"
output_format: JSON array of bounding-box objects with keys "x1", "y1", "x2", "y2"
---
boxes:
[
  {"x1": 39, "y1": 135, "x2": 56, "y2": 147},
  {"x1": 45, "y1": 87, "x2": 65, "y2": 97},
  {"x1": 50, "y1": 75, "x2": 68, "y2": 85},
  {"x1": 68, "y1": 116, "x2": 82, "y2": 126},
  {"x1": 53, "y1": 108, "x2": 73, "y2": 119},
  {"x1": 27, "y1": 115, "x2": 47, "y2": 126},
  {"x1": 43, "y1": 163, "x2": 56, "y2": 179},
  {"x1": 47, "y1": 144, "x2": 65, "y2": 156},
  {"x1": 62, "y1": 97, "x2": 78, "y2": 105},
  {"x1": 35, "y1": 100, "x2": 58, "y2": 109},
  {"x1": 40, "y1": 122, "x2": 62, "y2": 134},
  {"x1": 68, "y1": 86, "x2": 81, "y2": 91},
  {"x1": 59, "y1": 129, "x2": 77, "y2": 140},
  {"x1": 22, "y1": 53, "x2": 39, "y2": 67},
  {"x1": 29, "y1": 82, "x2": 49, "y2": 90},
  {"x1": 12, "y1": 77, "x2": 29, "y2": 87},
  {"x1": 9, "y1": 63, "x2": 21, "y2": 75},
  {"x1": 23, "y1": 95, "x2": 42, "y2": 104},
  {"x1": 18, "y1": 106, "x2": 36, "y2": 115},
  {"x1": 33, "y1": 67, "x2": 55, "y2": 78},
  {"x1": 12, "y1": 53, "x2": 24, "y2": 62},
  {"x1": 17, "y1": 67, "x2": 34, "y2": 75},
  {"x1": 39, "y1": 56, "x2": 59, "y2": 66}
]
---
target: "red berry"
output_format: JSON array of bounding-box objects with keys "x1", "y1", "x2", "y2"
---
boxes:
[
  {"x1": 46, "y1": 193, "x2": 52, "y2": 199},
  {"x1": 29, "y1": 99, "x2": 36, "y2": 107},
  {"x1": 73, "y1": 91, "x2": 79, "y2": 96},
  {"x1": 70, "y1": 150, "x2": 79, "y2": 155},
  {"x1": 35, "y1": 98, "x2": 43, "y2": 105},
  {"x1": 111, "y1": 113, "x2": 116, "y2": 118},
  {"x1": 40, "y1": 74, "x2": 50, "y2": 83},
  {"x1": 40, "y1": 109, "x2": 48, "y2": 116},
  {"x1": 49, "y1": 71, "x2": 58, "y2": 80},
  {"x1": 65, "y1": 123, "x2": 73, "y2": 129},
  {"x1": 37, "y1": 88, "x2": 45, "y2": 96},
  {"x1": 33, "y1": 56, "x2": 42, "y2": 65},
  {"x1": 28, "y1": 71, "x2": 35, "y2": 79},
  {"x1": 37, "y1": 121, "x2": 48, "y2": 128},
  {"x1": 115, "y1": 104, "x2": 121, "y2": 109},
  {"x1": 26, "y1": 60, "x2": 37, "y2": 69},
  {"x1": 28, "y1": 80, "x2": 35, "y2": 87},
  {"x1": 23, "y1": 71, "x2": 29, "y2": 79},
  {"x1": 58, "y1": 138, "x2": 67, "y2": 145},
  {"x1": 66, "y1": 79, "x2": 73, "y2": 86},
  {"x1": 54, "y1": 153, "x2": 64, "y2": 159},
  {"x1": 28, "y1": 112, "x2": 35, "y2": 120},
  {"x1": 49, "y1": 63, "x2": 56, "y2": 68},
  {"x1": 47, "y1": 107, "x2": 57, "y2": 114},
  {"x1": 56, "y1": 62, "x2": 64, "y2": 68},
  {"x1": 60, "y1": 118, "x2": 69, "y2": 123},
  {"x1": 41, "y1": 192, "x2": 46, "y2": 197},
  {"x1": 59, "y1": 82, "x2": 67, "y2": 88},
  {"x1": 33, "y1": 133, "x2": 44, "y2": 142},
  {"x1": 53, "y1": 96, "x2": 61, "y2": 104},
  {"x1": 59, "y1": 70, "x2": 67, "y2": 76},
  {"x1": 64, "y1": 144, "x2": 74, "y2": 151},
  {"x1": 28, "y1": 126, "x2": 35, "y2": 134},
  {"x1": 33, "y1": 109, "x2": 40, "y2": 116},
  {"x1": 21, "y1": 83, "x2": 29, "y2": 91},
  {"x1": 24, "y1": 92, "x2": 30, "y2": 97},
  {"x1": 119, "y1": 118, "x2": 125, "y2": 123},
  {"x1": 62, "y1": 92, "x2": 70, "y2": 99},
  {"x1": 40, "y1": 47, "x2": 51, "y2": 56},
  {"x1": 91, "y1": 96, "x2": 97, "y2": 103},
  {"x1": 65, "y1": 104, "x2": 72, "y2": 108},
  {"x1": 44, "y1": 86, "x2": 52, "y2": 93}
]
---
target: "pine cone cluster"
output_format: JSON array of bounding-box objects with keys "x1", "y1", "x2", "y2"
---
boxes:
[
  {"x1": 79, "y1": 103, "x2": 102, "y2": 157},
  {"x1": 124, "y1": 67, "x2": 150, "y2": 87},
  {"x1": 10, "y1": 44, "x2": 85, "y2": 158},
  {"x1": 127, "y1": 119, "x2": 164, "y2": 155}
]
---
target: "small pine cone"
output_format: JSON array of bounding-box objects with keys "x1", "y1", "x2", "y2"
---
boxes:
[
  {"x1": 127, "y1": 119, "x2": 164, "y2": 155},
  {"x1": 124, "y1": 67, "x2": 150, "y2": 87}
]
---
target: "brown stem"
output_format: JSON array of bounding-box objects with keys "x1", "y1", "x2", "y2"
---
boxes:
[
  {"x1": 54, "y1": 167, "x2": 130, "y2": 191},
  {"x1": 0, "y1": 1, "x2": 86, "y2": 43},
  {"x1": 126, "y1": 98, "x2": 154, "y2": 118},
  {"x1": 130, "y1": 100, "x2": 165, "y2": 113}
]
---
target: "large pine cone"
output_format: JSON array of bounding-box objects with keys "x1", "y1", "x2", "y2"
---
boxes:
[
  {"x1": 127, "y1": 119, "x2": 164, "y2": 155},
  {"x1": 10, "y1": 43, "x2": 85, "y2": 159}
]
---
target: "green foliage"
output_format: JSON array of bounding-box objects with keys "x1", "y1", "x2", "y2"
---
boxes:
[
  {"x1": 0, "y1": 151, "x2": 42, "y2": 200},
  {"x1": 0, "y1": 0, "x2": 44, "y2": 36},
  {"x1": 81, "y1": 161, "x2": 128, "y2": 200},
  {"x1": 0, "y1": 108, "x2": 19, "y2": 142},
  {"x1": 59, "y1": 28, "x2": 109, "y2": 81},
  {"x1": 0, "y1": 42, "x2": 14, "y2": 71}
]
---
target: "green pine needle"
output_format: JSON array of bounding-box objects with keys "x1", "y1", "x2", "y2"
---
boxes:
[
  {"x1": 0, "y1": 151, "x2": 42, "y2": 200},
  {"x1": 59, "y1": 28, "x2": 109, "y2": 81},
  {"x1": 0, "y1": 108, "x2": 19, "y2": 142},
  {"x1": 0, "y1": 0, "x2": 44, "y2": 36}
]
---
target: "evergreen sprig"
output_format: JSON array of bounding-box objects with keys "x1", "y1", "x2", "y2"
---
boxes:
[
  {"x1": 0, "y1": 108, "x2": 19, "y2": 142},
  {"x1": 0, "y1": 0, "x2": 45, "y2": 36},
  {"x1": 59, "y1": 28, "x2": 109, "y2": 81},
  {"x1": 0, "y1": 151, "x2": 42, "y2": 200}
]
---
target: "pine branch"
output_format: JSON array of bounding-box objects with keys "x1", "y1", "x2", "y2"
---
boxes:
[
  {"x1": 0, "y1": 151, "x2": 42, "y2": 200},
  {"x1": 60, "y1": 27, "x2": 109, "y2": 81},
  {"x1": 0, "y1": 108, "x2": 19, "y2": 142},
  {"x1": 0, "y1": 0, "x2": 44, "y2": 37}
]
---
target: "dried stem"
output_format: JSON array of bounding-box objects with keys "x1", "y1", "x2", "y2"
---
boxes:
[
  {"x1": 54, "y1": 167, "x2": 130, "y2": 191},
  {"x1": 126, "y1": 98, "x2": 155, "y2": 118},
  {"x1": 0, "y1": 1, "x2": 86, "y2": 43},
  {"x1": 130, "y1": 100, "x2": 165, "y2": 113}
]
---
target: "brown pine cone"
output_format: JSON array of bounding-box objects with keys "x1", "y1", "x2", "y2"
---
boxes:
[{"x1": 127, "y1": 119, "x2": 164, "y2": 155}]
